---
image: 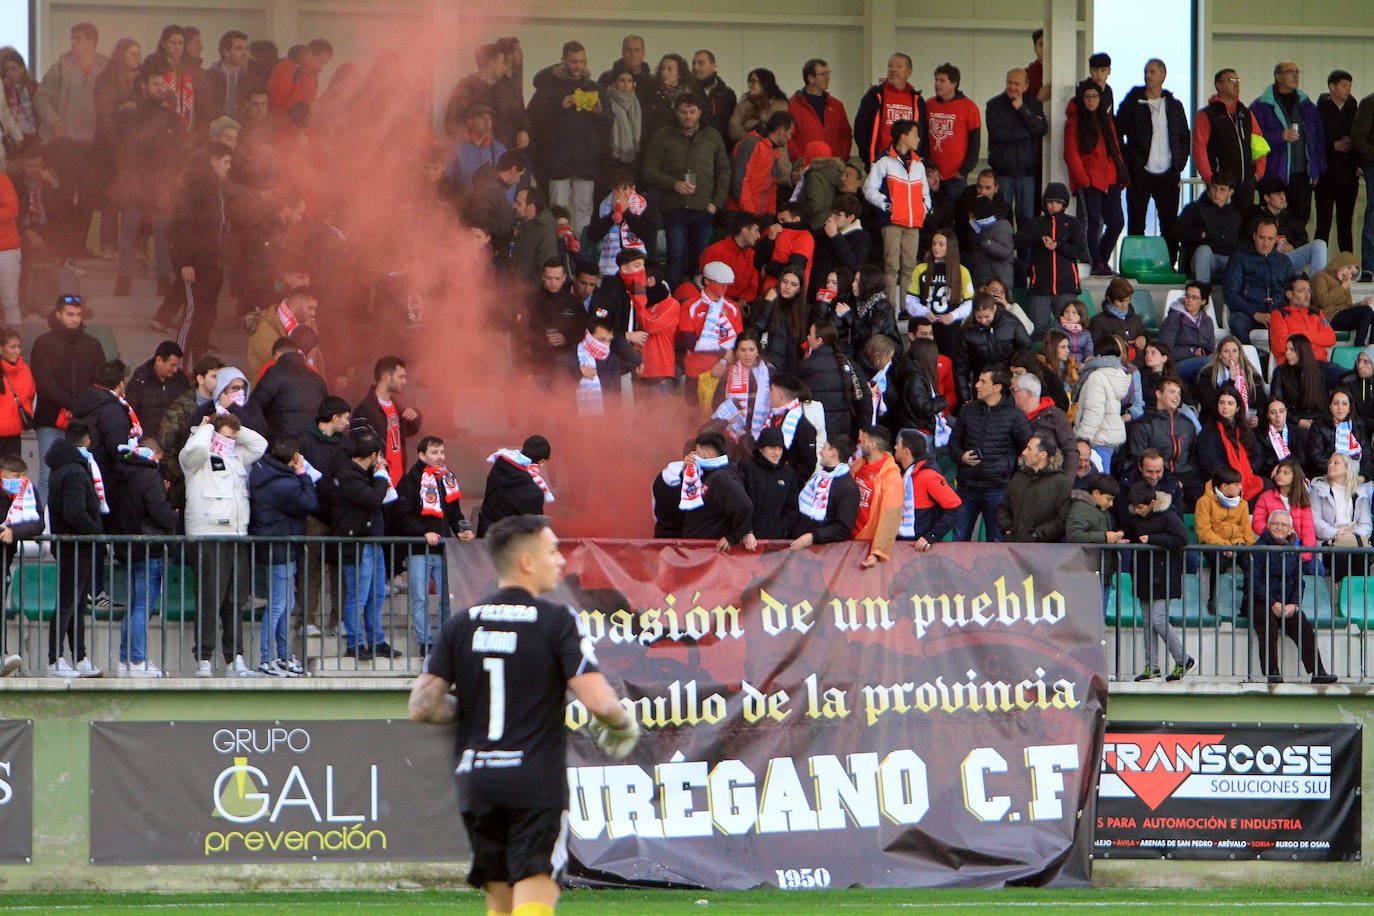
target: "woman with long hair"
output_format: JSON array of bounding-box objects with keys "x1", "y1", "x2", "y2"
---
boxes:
[
  {"x1": 642, "y1": 53, "x2": 702, "y2": 146},
  {"x1": 750, "y1": 266, "x2": 811, "y2": 376},
  {"x1": 1311, "y1": 450, "x2": 1374, "y2": 584},
  {"x1": 1064, "y1": 79, "x2": 1127, "y2": 276},
  {"x1": 798, "y1": 318, "x2": 867, "y2": 442},
  {"x1": 1252, "y1": 456, "x2": 1317, "y2": 562},
  {"x1": 1195, "y1": 335, "x2": 1267, "y2": 423},
  {"x1": 1011, "y1": 346, "x2": 1068, "y2": 412},
  {"x1": 1254, "y1": 398, "x2": 1313, "y2": 478},
  {"x1": 906, "y1": 228, "x2": 974, "y2": 353},
  {"x1": 0, "y1": 327, "x2": 33, "y2": 458},
  {"x1": 836, "y1": 264, "x2": 897, "y2": 361},
  {"x1": 93, "y1": 38, "x2": 143, "y2": 258},
  {"x1": 142, "y1": 25, "x2": 205, "y2": 134},
  {"x1": 729, "y1": 68, "x2": 788, "y2": 143},
  {"x1": 1196, "y1": 383, "x2": 1265, "y2": 500},
  {"x1": 0, "y1": 48, "x2": 39, "y2": 150},
  {"x1": 710, "y1": 329, "x2": 771, "y2": 444},
  {"x1": 1039, "y1": 328, "x2": 1080, "y2": 409},
  {"x1": 1306, "y1": 387, "x2": 1372, "y2": 481},
  {"x1": 895, "y1": 337, "x2": 947, "y2": 439},
  {"x1": 1138, "y1": 339, "x2": 1179, "y2": 408},
  {"x1": 1270, "y1": 333, "x2": 1329, "y2": 427}
]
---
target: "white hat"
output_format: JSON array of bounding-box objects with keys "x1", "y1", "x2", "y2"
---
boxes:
[{"x1": 702, "y1": 261, "x2": 735, "y2": 284}]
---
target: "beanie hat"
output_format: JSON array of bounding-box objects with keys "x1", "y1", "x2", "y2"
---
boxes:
[{"x1": 1043, "y1": 182, "x2": 1071, "y2": 206}]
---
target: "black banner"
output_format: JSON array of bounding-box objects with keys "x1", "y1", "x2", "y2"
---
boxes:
[
  {"x1": 1095, "y1": 722, "x2": 1361, "y2": 860},
  {"x1": 0, "y1": 719, "x2": 31, "y2": 864},
  {"x1": 450, "y1": 540, "x2": 1109, "y2": 889},
  {"x1": 89, "y1": 720, "x2": 469, "y2": 864}
]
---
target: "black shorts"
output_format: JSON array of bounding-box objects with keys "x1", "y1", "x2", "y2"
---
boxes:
[{"x1": 461, "y1": 805, "x2": 568, "y2": 888}]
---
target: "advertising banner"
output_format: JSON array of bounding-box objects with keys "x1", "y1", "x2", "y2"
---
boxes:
[
  {"x1": 0, "y1": 719, "x2": 31, "y2": 864},
  {"x1": 1095, "y1": 722, "x2": 1361, "y2": 860},
  {"x1": 89, "y1": 720, "x2": 469, "y2": 865},
  {"x1": 448, "y1": 539, "x2": 1108, "y2": 889}
]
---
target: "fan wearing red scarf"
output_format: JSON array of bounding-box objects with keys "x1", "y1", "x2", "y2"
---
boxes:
[
  {"x1": 395, "y1": 436, "x2": 473, "y2": 653},
  {"x1": 679, "y1": 260, "x2": 743, "y2": 418}
]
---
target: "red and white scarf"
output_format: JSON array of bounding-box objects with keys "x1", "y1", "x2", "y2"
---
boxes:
[
  {"x1": 769, "y1": 399, "x2": 804, "y2": 448},
  {"x1": 84, "y1": 452, "x2": 109, "y2": 514},
  {"x1": 799, "y1": 462, "x2": 849, "y2": 521},
  {"x1": 101, "y1": 387, "x2": 142, "y2": 441},
  {"x1": 1268, "y1": 425, "x2": 1291, "y2": 460},
  {"x1": 597, "y1": 191, "x2": 647, "y2": 275},
  {"x1": 161, "y1": 68, "x2": 196, "y2": 128},
  {"x1": 487, "y1": 449, "x2": 554, "y2": 503},
  {"x1": 1223, "y1": 363, "x2": 1250, "y2": 416},
  {"x1": 679, "y1": 453, "x2": 729, "y2": 510},
  {"x1": 692, "y1": 294, "x2": 737, "y2": 353},
  {"x1": 577, "y1": 331, "x2": 610, "y2": 415},
  {"x1": 3, "y1": 478, "x2": 37, "y2": 528},
  {"x1": 276, "y1": 302, "x2": 318, "y2": 369},
  {"x1": 419, "y1": 465, "x2": 462, "y2": 518},
  {"x1": 209, "y1": 432, "x2": 236, "y2": 458},
  {"x1": 720, "y1": 361, "x2": 771, "y2": 439}
]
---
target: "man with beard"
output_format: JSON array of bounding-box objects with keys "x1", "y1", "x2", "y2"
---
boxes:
[{"x1": 997, "y1": 434, "x2": 1072, "y2": 542}]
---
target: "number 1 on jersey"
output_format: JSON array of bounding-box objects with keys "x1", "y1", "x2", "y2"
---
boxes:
[{"x1": 483, "y1": 657, "x2": 506, "y2": 740}]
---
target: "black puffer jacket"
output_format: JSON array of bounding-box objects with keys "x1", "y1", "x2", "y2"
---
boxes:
[
  {"x1": 797, "y1": 344, "x2": 864, "y2": 442},
  {"x1": 890, "y1": 364, "x2": 945, "y2": 435},
  {"x1": 740, "y1": 451, "x2": 800, "y2": 540},
  {"x1": 45, "y1": 439, "x2": 102, "y2": 536},
  {"x1": 111, "y1": 451, "x2": 176, "y2": 538},
  {"x1": 955, "y1": 311, "x2": 1030, "y2": 403},
  {"x1": 29, "y1": 312, "x2": 105, "y2": 428},
  {"x1": 1125, "y1": 407, "x2": 1198, "y2": 479},
  {"x1": 251, "y1": 353, "x2": 329, "y2": 441},
  {"x1": 948, "y1": 397, "x2": 1032, "y2": 490},
  {"x1": 836, "y1": 293, "x2": 899, "y2": 360},
  {"x1": 70, "y1": 386, "x2": 135, "y2": 474}
]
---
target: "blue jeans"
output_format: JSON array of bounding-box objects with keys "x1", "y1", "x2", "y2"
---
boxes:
[
  {"x1": 408, "y1": 551, "x2": 450, "y2": 647},
  {"x1": 1002, "y1": 176, "x2": 1037, "y2": 233},
  {"x1": 1176, "y1": 355, "x2": 1210, "y2": 385},
  {"x1": 122, "y1": 558, "x2": 162, "y2": 664},
  {"x1": 1078, "y1": 186, "x2": 1125, "y2": 266},
  {"x1": 953, "y1": 486, "x2": 1006, "y2": 542},
  {"x1": 1092, "y1": 445, "x2": 1116, "y2": 473},
  {"x1": 342, "y1": 545, "x2": 386, "y2": 650},
  {"x1": 117, "y1": 210, "x2": 170, "y2": 280},
  {"x1": 1191, "y1": 246, "x2": 1229, "y2": 284},
  {"x1": 36, "y1": 426, "x2": 62, "y2": 508},
  {"x1": 1227, "y1": 310, "x2": 1258, "y2": 345},
  {"x1": 664, "y1": 208, "x2": 714, "y2": 289},
  {"x1": 1363, "y1": 171, "x2": 1374, "y2": 277},
  {"x1": 938, "y1": 175, "x2": 967, "y2": 203},
  {"x1": 1284, "y1": 240, "x2": 1327, "y2": 277},
  {"x1": 260, "y1": 561, "x2": 295, "y2": 664}
]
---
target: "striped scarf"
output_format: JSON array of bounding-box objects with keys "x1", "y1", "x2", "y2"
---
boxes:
[
  {"x1": 899, "y1": 461, "x2": 918, "y2": 537},
  {"x1": 597, "y1": 192, "x2": 647, "y2": 275},
  {"x1": 419, "y1": 465, "x2": 462, "y2": 518},
  {"x1": 799, "y1": 462, "x2": 849, "y2": 521},
  {"x1": 1336, "y1": 421, "x2": 1362, "y2": 460},
  {"x1": 680, "y1": 453, "x2": 729, "y2": 510},
  {"x1": 2, "y1": 478, "x2": 37, "y2": 528},
  {"x1": 487, "y1": 449, "x2": 554, "y2": 503},
  {"x1": 769, "y1": 400, "x2": 804, "y2": 447}
]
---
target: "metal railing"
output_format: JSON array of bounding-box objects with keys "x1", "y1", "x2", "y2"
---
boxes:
[
  {"x1": 2, "y1": 535, "x2": 439, "y2": 679},
  {"x1": 1101, "y1": 542, "x2": 1374, "y2": 684}
]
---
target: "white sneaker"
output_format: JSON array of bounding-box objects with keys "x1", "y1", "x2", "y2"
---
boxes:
[
  {"x1": 259, "y1": 660, "x2": 286, "y2": 677},
  {"x1": 196, "y1": 660, "x2": 214, "y2": 678},
  {"x1": 117, "y1": 661, "x2": 130, "y2": 676},
  {"x1": 126, "y1": 661, "x2": 163, "y2": 678},
  {"x1": 230, "y1": 655, "x2": 251, "y2": 676},
  {"x1": 279, "y1": 656, "x2": 305, "y2": 676},
  {"x1": 75, "y1": 657, "x2": 102, "y2": 678},
  {"x1": 305, "y1": 624, "x2": 321, "y2": 637},
  {"x1": 46, "y1": 657, "x2": 76, "y2": 678},
  {"x1": 1, "y1": 654, "x2": 21, "y2": 676}
]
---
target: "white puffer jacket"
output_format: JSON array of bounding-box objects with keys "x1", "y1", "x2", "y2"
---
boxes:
[
  {"x1": 180, "y1": 423, "x2": 267, "y2": 536},
  {"x1": 1074, "y1": 362, "x2": 1132, "y2": 448}
]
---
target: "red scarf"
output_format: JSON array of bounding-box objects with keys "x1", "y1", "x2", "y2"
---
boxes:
[
  {"x1": 162, "y1": 68, "x2": 196, "y2": 128},
  {"x1": 1217, "y1": 423, "x2": 1263, "y2": 501},
  {"x1": 104, "y1": 387, "x2": 142, "y2": 440},
  {"x1": 277, "y1": 300, "x2": 299, "y2": 335},
  {"x1": 621, "y1": 268, "x2": 648, "y2": 333},
  {"x1": 419, "y1": 465, "x2": 462, "y2": 518}
]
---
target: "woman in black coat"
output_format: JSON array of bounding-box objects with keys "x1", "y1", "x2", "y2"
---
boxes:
[
  {"x1": 1195, "y1": 383, "x2": 1265, "y2": 502},
  {"x1": 797, "y1": 319, "x2": 864, "y2": 442},
  {"x1": 892, "y1": 338, "x2": 947, "y2": 436},
  {"x1": 750, "y1": 266, "x2": 811, "y2": 377},
  {"x1": 1304, "y1": 387, "x2": 1374, "y2": 481},
  {"x1": 835, "y1": 265, "x2": 899, "y2": 361},
  {"x1": 1269, "y1": 334, "x2": 1330, "y2": 427},
  {"x1": 1253, "y1": 398, "x2": 1313, "y2": 478}
]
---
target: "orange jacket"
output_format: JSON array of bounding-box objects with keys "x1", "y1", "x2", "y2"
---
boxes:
[
  {"x1": 0, "y1": 174, "x2": 18, "y2": 252},
  {"x1": 727, "y1": 128, "x2": 779, "y2": 216},
  {"x1": 1268, "y1": 305, "x2": 1336, "y2": 362},
  {"x1": 852, "y1": 452, "x2": 903, "y2": 560},
  {"x1": 0, "y1": 357, "x2": 35, "y2": 437}
]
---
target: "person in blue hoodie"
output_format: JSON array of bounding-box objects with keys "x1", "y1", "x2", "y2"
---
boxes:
[{"x1": 1251, "y1": 61, "x2": 1326, "y2": 226}]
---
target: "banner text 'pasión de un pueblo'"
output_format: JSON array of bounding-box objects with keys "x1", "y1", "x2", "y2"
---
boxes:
[{"x1": 449, "y1": 539, "x2": 1108, "y2": 890}]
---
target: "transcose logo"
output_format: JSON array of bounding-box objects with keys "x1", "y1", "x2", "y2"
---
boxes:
[{"x1": 1100, "y1": 732, "x2": 1332, "y2": 810}]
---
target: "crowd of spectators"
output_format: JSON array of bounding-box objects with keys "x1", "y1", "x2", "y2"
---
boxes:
[{"x1": 0, "y1": 20, "x2": 1367, "y2": 685}]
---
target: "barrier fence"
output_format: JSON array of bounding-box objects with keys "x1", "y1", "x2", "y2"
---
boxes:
[{"x1": 1, "y1": 536, "x2": 1371, "y2": 682}]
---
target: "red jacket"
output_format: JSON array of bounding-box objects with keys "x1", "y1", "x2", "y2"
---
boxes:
[
  {"x1": 700, "y1": 237, "x2": 759, "y2": 302},
  {"x1": 728, "y1": 127, "x2": 780, "y2": 216},
  {"x1": 267, "y1": 58, "x2": 321, "y2": 118},
  {"x1": 1063, "y1": 101, "x2": 1126, "y2": 194},
  {"x1": 679, "y1": 291, "x2": 743, "y2": 378},
  {"x1": 787, "y1": 90, "x2": 853, "y2": 162},
  {"x1": 0, "y1": 173, "x2": 18, "y2": 252},
  {"x1": 1268, "y1": 305, "x2": 1336, "y2": 361},
  {"x1": 0, "y1": 357, "x2": 35, "y2": 437},
  {"x1": 633, "y1": 294, "x2": 681, "y2": 381}
]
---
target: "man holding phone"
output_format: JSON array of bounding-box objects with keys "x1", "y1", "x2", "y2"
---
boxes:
[{"x1": 947, "y1": 365, "x2": 1030, "y2": 542}]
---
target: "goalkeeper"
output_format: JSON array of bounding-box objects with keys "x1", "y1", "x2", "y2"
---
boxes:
[{"x1": 409, "y1": 515, "x2": 638, "y2": 916}]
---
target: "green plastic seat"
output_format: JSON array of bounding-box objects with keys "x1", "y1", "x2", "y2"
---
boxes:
[
  {"x1": 1118, "y1": 236, "x2": 1174, "y2": 278},
  {"x1": 1105, "y1": 573, "x2": 1145, "y2": 626},
  {"x1": 1330, "y1": 346, "x2": 1363, "y2": 371},
  {"x1": 1132, "y1": 289, "x2": 1159, "y2": 331},
  {"x1": 1304, "y1": 577, "x2": 1348, "y2": 628},
  {"x1": 1136, "y1": 268, "x2": 1188, "y2": 285},
  {"x1": 159, "y1": 565, "x2": 196, "y2": 621},
  {"x1": 1338, "y1": 577, "x2": 1374, "y2": 629},
  {"x1": 6, "y1": 563, "x2": 56, "y2": 621},
  {"x1": 1077, "y1": 289, "x2": 1097, "y2": 317}
]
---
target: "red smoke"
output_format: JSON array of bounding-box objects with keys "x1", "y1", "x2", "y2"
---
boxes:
[{"x1": 277, "y1": 20, "x2": 701, "y2": 538}]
